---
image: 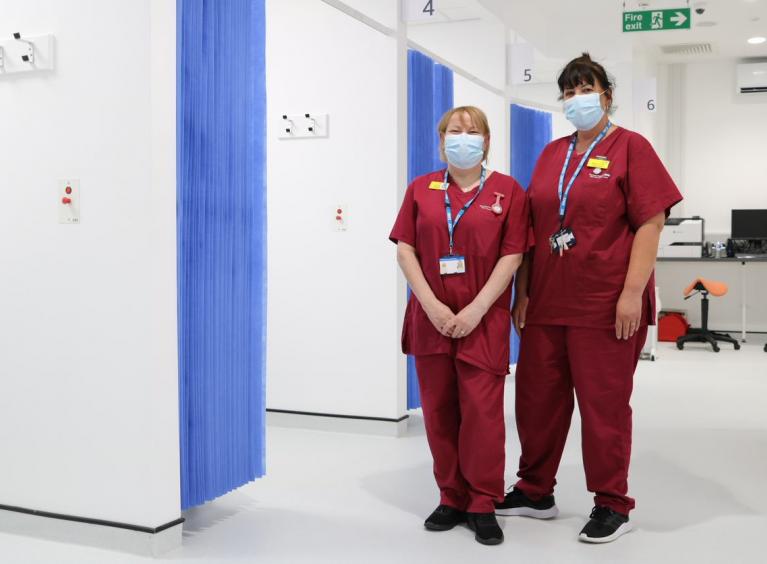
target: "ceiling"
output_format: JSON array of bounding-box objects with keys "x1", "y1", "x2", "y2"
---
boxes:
[{"x1": 477, "y1": 0, "x2": 767, "y2": 63}]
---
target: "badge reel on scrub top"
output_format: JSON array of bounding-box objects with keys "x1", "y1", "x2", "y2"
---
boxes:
[
  {"x1": 550, "y1": 121, "x2": 611, "y2": 257},
  {"x1": 439, "y1": 166, "x2": 488, "y2": 275},
  {"x1": 491, "y1": 192, "x2": 504, "y2": 215}
]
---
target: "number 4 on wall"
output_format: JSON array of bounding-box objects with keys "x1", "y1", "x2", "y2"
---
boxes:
[{"x1": 403, "y1": 0, "x2": 439, "y2": 22}]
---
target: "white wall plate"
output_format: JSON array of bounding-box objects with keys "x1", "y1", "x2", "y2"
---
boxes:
[
  {"x1": 0, "y1": 34, "x2": 55, "y2": 76},
  {"x1": 277, "y1": 113, "x2": 329, "y2": 139}
]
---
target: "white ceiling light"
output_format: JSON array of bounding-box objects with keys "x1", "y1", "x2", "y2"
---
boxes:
[{"x1": 747, "y1": 36, "x2": 767, "y2": 44}]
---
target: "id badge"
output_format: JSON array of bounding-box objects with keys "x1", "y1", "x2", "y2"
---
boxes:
[
  {"x1": 439, "y1": 255, "x2": 466, "y2": 275},
  {"x1": 586, "y1": 157, "x2": 610, "y2": 170},
  {"x1": 549, "y1": 228, "x2": 577, "y2": 254},
  {"x1": 429, "y1": 181, "x2": 448, "y2": 191}
]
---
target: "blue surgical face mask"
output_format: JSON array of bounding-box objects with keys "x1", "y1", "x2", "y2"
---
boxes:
[
  {"x1": 444, "y1": 133, "x2": 485, "y2": 169},
  {"x1": 563, "y1": 92, "x2": 605, "y2": 131}
]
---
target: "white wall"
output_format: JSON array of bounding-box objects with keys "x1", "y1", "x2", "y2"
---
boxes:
[
  {"x1": 678, "y1": 60, "x2": 767, "y2": 234},
  {"x1": 653, "y1": 59, "x2": 767, "y2": 333},
  {"x1": 0, "y1": 0, "x2": 180, "y2": 528},
  {"x1": 266, "y1": 0, "x2": 405, "y2": 419}
]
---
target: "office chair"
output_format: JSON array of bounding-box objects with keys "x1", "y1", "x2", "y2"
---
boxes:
[{"x1": 676, "y1": 278, "x2": 741, "y2": 353}]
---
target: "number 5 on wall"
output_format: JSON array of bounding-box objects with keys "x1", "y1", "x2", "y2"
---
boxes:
[{"x1": 509, "y1": 43, "x2": 535, "y2": 86}]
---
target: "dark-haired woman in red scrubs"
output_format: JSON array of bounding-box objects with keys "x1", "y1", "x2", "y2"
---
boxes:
[
  {"x1": 494, "y1": 54, "x2": 683, "y2": 544},
  {"x1": 390, "y1": 105, "x2": 530, "y2": 546}
]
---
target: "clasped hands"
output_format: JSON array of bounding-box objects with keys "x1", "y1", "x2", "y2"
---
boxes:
[{"x1": 425, "y1": 300, "x2": 486, "y2": 339}]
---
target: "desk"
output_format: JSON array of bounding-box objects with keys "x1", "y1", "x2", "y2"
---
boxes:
[{"x1": 657, "y1": 256, "x2": 767, "y2": 342}]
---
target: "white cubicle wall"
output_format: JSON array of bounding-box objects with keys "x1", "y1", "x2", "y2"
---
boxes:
[
  {"x1": 0, "y1": 0, "x2": 181, "y2": 554},
  {"x1": 265, "y1": 0, "x2": 406, "y2": 429}
]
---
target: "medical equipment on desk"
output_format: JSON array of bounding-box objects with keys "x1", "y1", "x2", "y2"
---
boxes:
[
  {"x1": 731, "y1": 209, "x2": 767, "y2": 258},
  {"x1": 658, "y1": 217, "x2": 704, "y2": 258}
]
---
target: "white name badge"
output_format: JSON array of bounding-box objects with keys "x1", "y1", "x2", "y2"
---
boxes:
[{"x1": 439, "y1": 255, "x2": 466, "y2": 275}]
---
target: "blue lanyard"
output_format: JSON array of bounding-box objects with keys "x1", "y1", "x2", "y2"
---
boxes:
[
  {"x1": 444, "y1": 166, "x2": 487, "y2": 255},
  {"x1": 557, "y1": 121, "x2": 612, "y2": 226}
]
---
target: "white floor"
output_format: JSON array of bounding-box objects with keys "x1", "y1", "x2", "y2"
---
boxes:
[{"x1": 1, "y1": 339, "x2": 766, "y2": 563}]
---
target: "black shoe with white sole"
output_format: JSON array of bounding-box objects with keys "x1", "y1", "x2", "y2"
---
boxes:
[
  {"x1": 424, "y1": 505, "x2": 465, "y2": 531},
  {"x1": 466, "y1": 512, "x2": 504, "y2": 545},
  {"x1": 579, "y1": 506, "x2": 632, "y2": 543},
  {"x1": 494, "y1": 487, "x2": 559, "y2": 519}
]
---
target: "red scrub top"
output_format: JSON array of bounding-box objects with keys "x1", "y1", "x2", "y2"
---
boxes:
[
  {"x1": 525, "y1": 127, "x2": 683, "y2": 329},
  {"x1": 390, "y1": 170, "x2": 531, "y2": 375}
]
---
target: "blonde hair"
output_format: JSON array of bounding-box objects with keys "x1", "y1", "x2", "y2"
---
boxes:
[{"x1": 437, "y1": 106, "x2": 491, "y2": 162}]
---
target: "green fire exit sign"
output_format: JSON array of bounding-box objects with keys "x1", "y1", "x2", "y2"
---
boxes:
[{"x1": 623, "y1": 8, "x2": 691, "y2": 32}]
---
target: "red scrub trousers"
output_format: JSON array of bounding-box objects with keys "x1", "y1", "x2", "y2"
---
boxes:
[
  {"x1": 516, "y1": 126, "x2": 683, "y2": 515},
  {"x1": 415, "y1": 354, "x2": 505, "y2": 513},
  {"x1": 514, "y1": 325, "x2": 647, "y2": 515},
  {"x1": 390, "y1": 169, "x2": 531, "y2": 515}
]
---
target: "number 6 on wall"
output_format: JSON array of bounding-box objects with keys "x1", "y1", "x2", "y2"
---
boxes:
[{"x1": 633, "y1": 78, "x2": 658, "y2": 113}]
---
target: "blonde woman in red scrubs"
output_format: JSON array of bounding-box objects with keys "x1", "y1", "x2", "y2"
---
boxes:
[
  {"x1": 494, "y1": 54, "x2": 683, "y2": 543},
  {"x1": 390, "y1": 106, "x2": 531, "y2": 546}
]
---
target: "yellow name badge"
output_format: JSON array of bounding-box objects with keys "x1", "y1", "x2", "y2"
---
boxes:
[
  {"x1": 587, "y1": 158, "x2": 610, "y2": 170},
  {"x1": 429, "y1": 181, "x2": 448, "y2": 191}
]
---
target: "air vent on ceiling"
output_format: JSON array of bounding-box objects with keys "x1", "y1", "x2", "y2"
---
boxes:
[{"x1": 660, "y1": 43, "x2": 713, "y2": 56}]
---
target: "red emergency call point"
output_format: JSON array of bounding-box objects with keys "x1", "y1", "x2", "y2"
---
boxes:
[
  {"x1": 62, "y1": 197, "x2": 72, "y2": 205},
  {"x1": 65, "y1": 186, "x2": 72, "y2": 194},
  {"x1": 334, "y1": 204, "x2": 348, "y2": 231}
]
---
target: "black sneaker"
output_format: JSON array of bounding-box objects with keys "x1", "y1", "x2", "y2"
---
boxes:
[
  {"x1": 424, "y1": 505, "x2": 465, "y2": 531},
  {"x1": 495, "y1": 487, "x2": 559, "y2": 519},
  {"x1": 466, "y1": 512, "x2": 504, "y2": 545},
  {"x1": 578, "y1": 506, "x2": 632, "y2": 543}
]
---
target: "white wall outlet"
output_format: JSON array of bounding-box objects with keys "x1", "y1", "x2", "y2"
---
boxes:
[
  {"x1": 0, "y1": 34, "x2": 55, "y2": 76},
  {"x1": 334, "y1": 204, "x2": 348, "y2": 231},
  {"x1": 58, "y1": 179, "x2": 80, "y2": 224},
  {"x1": 278, "y1": 113, "x2": 329, "y2": 139}
]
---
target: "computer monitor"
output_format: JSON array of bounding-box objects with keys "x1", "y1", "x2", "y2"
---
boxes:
[{"x1": 731, "y1": 209, "x2": 767, "y2": 240}]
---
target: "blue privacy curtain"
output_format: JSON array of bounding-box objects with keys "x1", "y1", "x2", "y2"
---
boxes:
[
  {"x1": 509, "y1": 104, "x2": 552, "y2": 363},
  {"x1": 406, "y1": 50, "x2": 454, "y2": 409},
  {"x1": 177, "y1": 0, "x2": 267, "y2": 509}
]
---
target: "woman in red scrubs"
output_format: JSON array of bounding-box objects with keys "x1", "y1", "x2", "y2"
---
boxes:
[
  {"x1": 494, "y1": 54, "x2": 683, "y2": 543},
  {"x1": 390, "y1": 106, "x2": 530, "y2": 546}
]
